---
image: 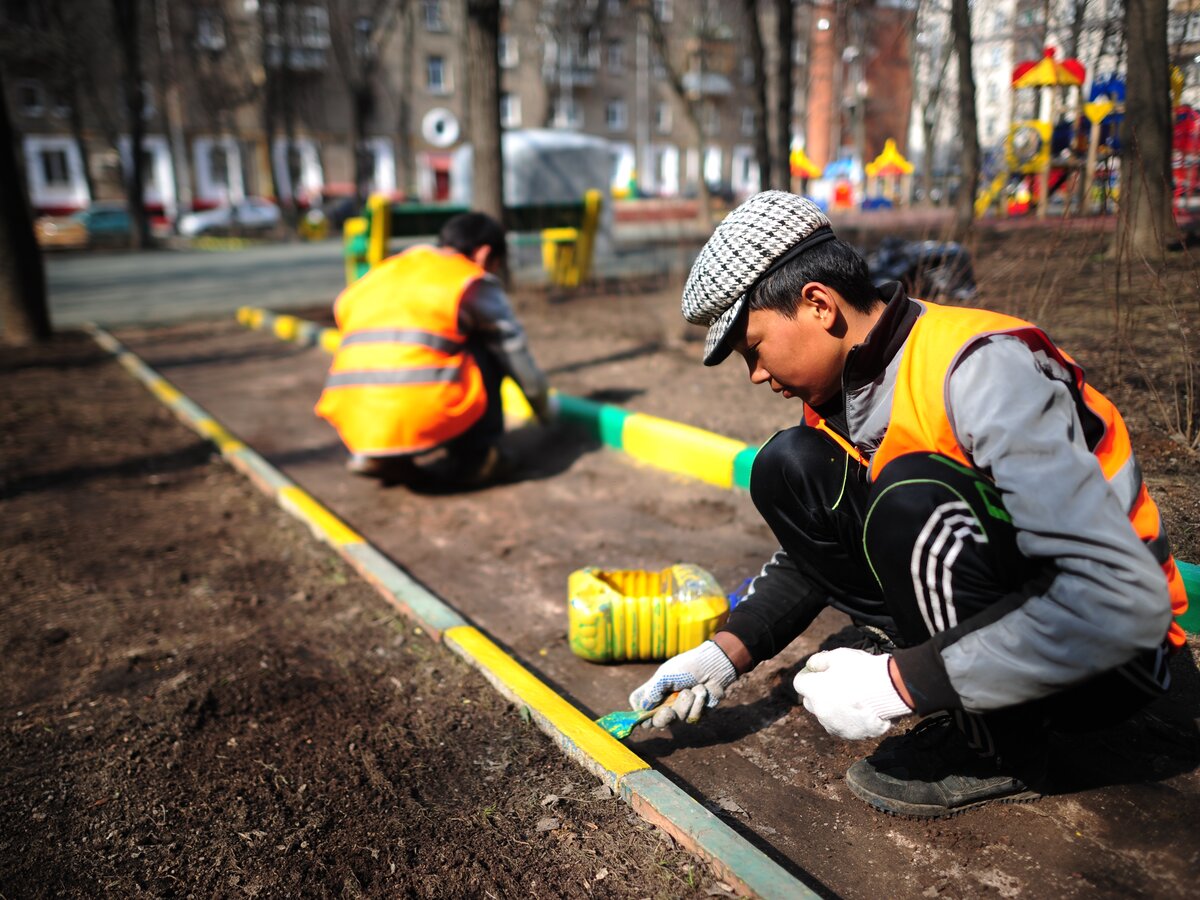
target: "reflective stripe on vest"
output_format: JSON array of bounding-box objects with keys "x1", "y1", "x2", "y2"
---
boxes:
[
  {"x1": 324, "y1": 365, "x2": 464, "y2": 387},
  {"x1": 337, "y1": 328, "x2": 466, "y2": 355},
  {"x1": 870, "y1": 300, "x2": 1188, "y2": 648}
]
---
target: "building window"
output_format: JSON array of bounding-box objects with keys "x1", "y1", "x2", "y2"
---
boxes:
[
  {"x1": 651, "y1": 50, "x2": 667, "y2": 79},
  {"x1": 15, "y1": 80, "x2": 45, "y2": 117},
  {"x1": 653, "y1": 0, "x2": 672, "y2": 22},
  {"x1": 298, "y1": 6, "x2": 330, "y2": 47},
  {"x1": 992, "y1": 11, "x2": 1007, "y2": 32},
  {"x1": 423, "y1": 0, "x2": 444, "y2": 31},
  {"x1": 655, "y1": 101, "x2": 672, "y2": 133},
  {"x1": 39, "y1": 148, "x2": 71, "y2": 187},
  {"x1": 606, "y1": 38, "x2": 624, "y2": 73},
  {"x1": 500, "y1": 92, "x2": 521, "y2": 128},
  {"x1": 607, "y1": 0, "x2": 621, "y2": 13},
  {"x1": 606, "y1": 99, "x2": 627, "y2": 131},
  {"x1": 427, "y1": 55, "x2": 447, "y2": 92},
  {"x1": 195, "y1": 8, "x2": 226, "y2": 51},
  {"x1": 499, "y1": 34, "x2": 518, "y2": 68},
  {"x1": 990, "y1": 46, "x2": 1002, "y2": 66},
  {"x1": 701, "y1": 102, "x2": 720, "y2": 136},
  {"x1": 741, "y1": 107, "x2": 755, "y2": 136},
  {"x1": 551, "y1": 96, "x2": 582, "y2": 128}
]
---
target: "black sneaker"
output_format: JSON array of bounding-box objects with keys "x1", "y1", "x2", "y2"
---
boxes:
[{"x1": 846, "y1": 713, "x2": 1044, "y2": 818}]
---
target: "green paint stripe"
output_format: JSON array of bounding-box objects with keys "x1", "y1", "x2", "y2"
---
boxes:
[
  {"x1": 342, "y1": 543, "x2": 469, "y2": 636},
  {"x1": 733, "y1": 445, "x2": 759, "y2": 490},
  {"x1": 620, "y1": 770, "x2": 819, "y2": 900},
  {"x1": 1178, "y1": 561, "x2": 1200, "y2": 633},
  {"x1": 227, "y1": 447, "x2": 295, "y2": 494}
]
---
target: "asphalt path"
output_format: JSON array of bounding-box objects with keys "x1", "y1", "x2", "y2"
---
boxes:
[{"x1": 43, "y1": 240, "x2": 348, "y2": 328}]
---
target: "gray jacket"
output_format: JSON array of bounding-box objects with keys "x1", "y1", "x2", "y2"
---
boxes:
[{"x1": 745, "y1": 287, "x2": 1172, "y2": 713}]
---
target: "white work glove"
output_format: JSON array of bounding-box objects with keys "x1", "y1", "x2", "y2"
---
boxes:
[
  {"x1": 628, "y1": 640, "x2": 739, "y2": 729},
  {"x1": 792, "y1": 648, "x2": 912, "y2": 741}
]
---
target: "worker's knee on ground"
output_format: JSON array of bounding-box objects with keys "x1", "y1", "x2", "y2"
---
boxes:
[{"x1": 749, "y1": 425, "x2": 843, "y2": 513}]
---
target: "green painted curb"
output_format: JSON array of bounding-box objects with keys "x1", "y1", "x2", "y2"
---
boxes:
[
  {"x1": 620, "y1": 769, "x2": 821, "y2": 900},
  {"x1": 1178, "y1": 562, "x2": 1200, "y2": 633},
  {"x1": 733, "y1": 446, "x2": 759, "y2": 491}
]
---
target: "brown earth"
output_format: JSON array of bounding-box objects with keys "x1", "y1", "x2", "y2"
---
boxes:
[
  {"x1": 3, "y1": 223, "x2": 1200, "y2": 898},
  {"x1": 0, "y1": 334, "x2": 722, "y2": 899}
]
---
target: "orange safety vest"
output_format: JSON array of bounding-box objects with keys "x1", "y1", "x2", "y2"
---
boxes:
[
  {"x1": 808, "y1": 301, "x2": 1188, "y2": 649},
  {"x1": 315, "y1": 245, "x2": 488, "y2": 456}
]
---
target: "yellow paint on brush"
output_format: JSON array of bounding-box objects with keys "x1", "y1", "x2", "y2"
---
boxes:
[
  {"x1": 319, "y1": 329, "x2": 342, "y2": 354},
  {"x1": 278, "y1": 486, "x2": 364, "y2": 546},
  {"x1": 195, "y1": 418, "x2": 246, "y2": 453},
  {"x1": 444, "y1": 626, "x2": 649, "y2": 778},
  {"x1": 620, "y1": 413, "x2": 745, "y2": 489},
  {"x1": 273, "y1": 316, "x2": 300, "y2": 342},
  {"x1": 147, "y1": 378, "x2": 182, "y2": 405}
]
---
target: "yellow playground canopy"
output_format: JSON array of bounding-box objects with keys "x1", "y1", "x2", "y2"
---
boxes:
[
  {"x1": 1012, "y1": 48, "x2": 1085, "y2": 88},
  {"x1": 865, "y1": 139, "x2": 913, "y2": 177}
]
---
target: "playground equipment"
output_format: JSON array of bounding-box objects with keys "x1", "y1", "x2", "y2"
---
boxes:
[
  {"x1": 976, "y1": 53, "x2": 1200, "y2": 219},
  {"x1": 864, "y1": 139, "x2": 914, "y2": 208},
  {"x1": 976, "y1": 48, "x2": 1087, "y2": 219},
  {"x1": 342, "y1": 129, "x2": 613, "y2": 288}
]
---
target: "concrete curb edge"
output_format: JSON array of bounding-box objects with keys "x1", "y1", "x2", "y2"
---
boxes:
[{"x1": 86, "y1": 323, "x2": 819, "y2": 900}]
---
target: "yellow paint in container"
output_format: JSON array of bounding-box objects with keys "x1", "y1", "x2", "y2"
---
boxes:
[{"x1": 568, "y1": 564, "x2": 729, "y2": 663}]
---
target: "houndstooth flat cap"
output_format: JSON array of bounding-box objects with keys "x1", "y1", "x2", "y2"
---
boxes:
[{"x1": 682, "y1": 191, "x2": 834, "y2": 366}]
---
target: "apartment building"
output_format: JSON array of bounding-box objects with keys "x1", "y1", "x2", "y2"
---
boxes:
[{"x1": 4, "y1": 0, "x2": 915, "y2": 220}]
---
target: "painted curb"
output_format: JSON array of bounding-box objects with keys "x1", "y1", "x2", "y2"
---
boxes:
[
  {"x1": 235, "y1": 307, "x2": 1200, "y2": 630},
  {"x1": 235, "y1": 307, "x2": 761, "y2": 491},
  {"x1": 86, "y1": 323, "x2": 817, "y2": 900}
]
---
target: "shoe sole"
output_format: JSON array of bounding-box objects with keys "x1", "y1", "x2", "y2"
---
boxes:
[{"x1": 847, "y1": 779, "x2": 1042, "y2": 819}]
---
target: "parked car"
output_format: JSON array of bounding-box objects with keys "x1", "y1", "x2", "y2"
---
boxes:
[
  {"x1": 35, "y1": 214, "x2": 88, "y2": 250},
  {"x1": 35, "y1": 202, "x2": 132, "y2": 250},
  {"x1": 178, "y1": 198, "x2": 282, "y2": 237},
  {"x1": 76, "y1": 203, "x2": 132, "y2": 245}
]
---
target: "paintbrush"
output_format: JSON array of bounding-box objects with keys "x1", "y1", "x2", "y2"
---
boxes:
[{"x1": 595, "y1": 692, "x2": 681, "y2": 739}]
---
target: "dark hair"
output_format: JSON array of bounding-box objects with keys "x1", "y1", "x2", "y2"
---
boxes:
[
  {"x1": 439, "y1": 212, "x2": 507, "y2": 263},
  {"x1": 749, "y1": 238, "x2": 880, "y2": 316}
]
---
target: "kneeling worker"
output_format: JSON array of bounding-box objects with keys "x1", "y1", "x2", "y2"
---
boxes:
[
  {"x1": 316, "y1": 212, "x2": 553, "y2": 487},
  {"x1": 628, "y1": 191, "x2": 1188, "y2": 817}
]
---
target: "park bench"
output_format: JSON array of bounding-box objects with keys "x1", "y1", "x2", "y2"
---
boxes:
[{"x1": 342, "y1": 190, "x2": 603, "y2": 288}]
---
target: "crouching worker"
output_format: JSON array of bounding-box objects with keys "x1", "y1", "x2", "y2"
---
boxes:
[
  {"x1": 315, "y1": 212, "x2": 553, "y2": 488},
  {"x1": 628, "y1": 191, "x2": 1188, "y2": 818}
]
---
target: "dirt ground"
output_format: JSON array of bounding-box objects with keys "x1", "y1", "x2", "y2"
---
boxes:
[
  {"x1": 4, "y1": 223, "x2": 1200, "y2": 898},
  {"x1": 0, "y1": 335, "x2": 722, "y2": 898}
]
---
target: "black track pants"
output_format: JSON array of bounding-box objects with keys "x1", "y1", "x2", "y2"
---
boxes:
[{"x1": 750, "y1": 426, "x2": 1168, "y2": 753}]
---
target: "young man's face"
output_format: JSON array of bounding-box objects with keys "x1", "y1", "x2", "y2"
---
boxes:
[{"x1": 734, "y1": 296, "x2": 845, "y2": 407}]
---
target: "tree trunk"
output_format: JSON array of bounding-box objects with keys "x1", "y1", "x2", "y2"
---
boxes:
[
  {"x1": 950, "y1": 0, "x2": 979, "y2": 239},
  {"x1": 466, "y1": 0, "x2": 504, "y2": 223},
  {"x1": 1115, "y1": 0, "x2": 1173, "y2": 258},
  {"x1": 396, "y1": 1, "x2": 415, "y2": 199},
  {"x1": 771, "y1": 0, "x2": 793, "y2": 191},
  {"x1": 113, "y1": 0, "x2": 150, "y2": 249},
  {"x1": 0, "y1": 70, "x2": 51, "y2": 345},
  {"x1": 743, "y1": 0, "x2": 771, "y2": 191}
]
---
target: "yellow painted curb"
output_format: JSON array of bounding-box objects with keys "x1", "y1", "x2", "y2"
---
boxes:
[
  {"x1": 279, "y1": 485, "x2": 365, "y2": 547},
  {"x1": 195, "y1": 418, "x2": 247, "y2": 453},
  {"x1": 621, "y1": 413, "x2": 747, "y2": 489},
  {"x1": 443, "y1": 625, "x2": 649, "y2": 780}
]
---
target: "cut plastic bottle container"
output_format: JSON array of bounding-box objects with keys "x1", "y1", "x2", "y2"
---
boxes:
[{"x1": 567, "y1": 564, "x2": 730, "y2": 663}]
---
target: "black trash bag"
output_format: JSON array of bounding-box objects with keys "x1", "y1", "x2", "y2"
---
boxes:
[{"x1": 865, "y1": 237, "x2": 978, "y2": 301}]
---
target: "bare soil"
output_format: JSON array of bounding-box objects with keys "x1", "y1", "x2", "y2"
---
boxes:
[
  {"x1": 4, "y1": 223, "x2": 1199, "y2": 899},
  {"x1": 0, "y1": 334, "x2": 721, "y2": 899}
]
